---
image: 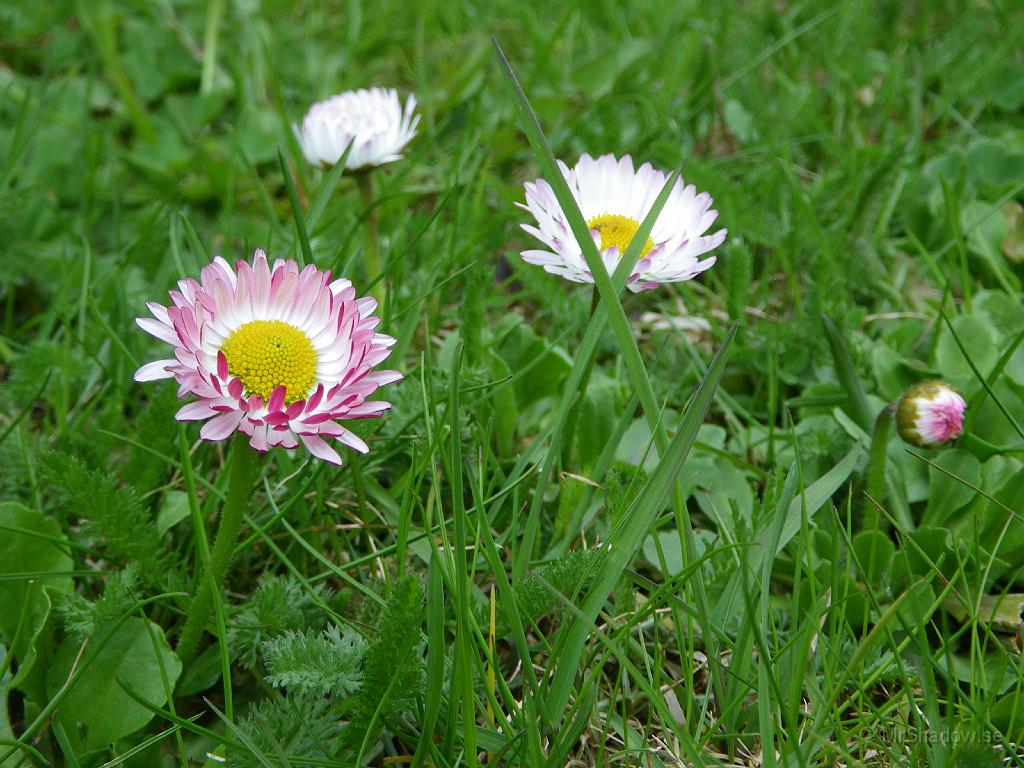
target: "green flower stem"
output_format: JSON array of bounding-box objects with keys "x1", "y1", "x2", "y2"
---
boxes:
[
  {"x1": 864, "y1": 403, "x2": 894, "y2": 531},
  {"x1": 356, "y1": 172, "x2": 385, "y2": 307},
  {"x1": 561, "y1": 287, "x2": 601, "y2": 466},
  {"x1": 176, "y1": 433, "x2": 257, "y2": 664}
]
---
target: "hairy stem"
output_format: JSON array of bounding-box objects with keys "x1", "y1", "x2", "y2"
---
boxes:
[{"x1": 176, "y1": 433, "x2": 257, "y2": 664}]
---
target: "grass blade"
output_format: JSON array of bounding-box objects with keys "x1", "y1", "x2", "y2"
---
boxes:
[
  {"x1": 277, "y1": 145, "x2": 314, "y2": 267},
  {"x1": 544, "y1": 323, "x2": 737, "y2": 719}
]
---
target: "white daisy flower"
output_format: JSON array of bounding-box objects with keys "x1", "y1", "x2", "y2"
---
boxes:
[
  {"x1": 518, "y1": 153, "x2": 727, "y2": 292},
  {"x1": 293, "y1": 87, "x2": 419, "y2": 170}
]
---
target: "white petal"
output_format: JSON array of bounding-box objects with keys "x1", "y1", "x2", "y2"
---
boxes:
[{"x1": 134, "y1": 359, "x2": 176, "y2": 381}]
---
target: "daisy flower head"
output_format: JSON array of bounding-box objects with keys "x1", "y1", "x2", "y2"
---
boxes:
[
  {"x1": 293, "y1": 87, "x2": 419, "y2": 170},
  {"x1": 896, "y1": 380, "x2": 966, "y2": 448},
  {"x1": 134, "y1": 250, "x2": 402, "y2": 464},
  {"x1": 518, "y1": 153, "x2": 726, "y2": 292}
]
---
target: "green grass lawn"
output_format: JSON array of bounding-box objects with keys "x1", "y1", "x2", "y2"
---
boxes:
[{"x1": 3, "y1": 0, "x2": 1024, "y2": 765}]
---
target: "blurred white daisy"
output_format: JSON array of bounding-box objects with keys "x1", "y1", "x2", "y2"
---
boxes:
[
  {"x1": 293, "y1": 87, "x2": 419, "y2": 170},
  {"x1": 518, "y1": 153, "x2": 726, "y2": 292},
  {"x1": 134, "y1": 250, "x2": 402, "y2": 465}
]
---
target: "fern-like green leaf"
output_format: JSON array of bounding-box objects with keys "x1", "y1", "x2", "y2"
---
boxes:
[
  {"x1": 55, "y1": 564, "x2": 141, "y2": 642},
  {"x1": 515, "y1": 548, "x2": 605, "y2": 624},
  {"x1": 41, "y1": 451, "x2": 166, "y2": 578},
  {"x1": 263, "y1": 624, "x2": 367, "y2": 698},
  {"x1": 228, "y1": 573, "x2": 335, "y2": 670},
  {"x1": 226, "y1": 696, "x2": 337, "y2": 768},
  {"x1": 344, "y1": 575, "x2": 425, "y2": 746}
]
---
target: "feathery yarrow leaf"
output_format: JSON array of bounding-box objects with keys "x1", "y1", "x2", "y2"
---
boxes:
[
  {"x1": 263, "y1": 624, "x2": 367, "y2": 698},
  {"x1": 344, "y1": 575, "x2": 425, "y2": 745},
  {"x1": 226, "y1": 697, "x2": 336, "y2": 768},
  {"x1": 228, "y1": 573, "x2": 335, "y2": 670},
  {"x1": 41, "y1": 452, "x2": 166, "y2": 577}
]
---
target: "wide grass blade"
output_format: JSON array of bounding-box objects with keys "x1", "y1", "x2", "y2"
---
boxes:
[
  {"x1": 544, "y1": 323, "x2": 737, "y2": 719},
  {"x1": 494, "y1": 38, "x2": 693, "y2": 455},
  {"x1": 495, "y1": 39, "x2": 689, "y2": 576}
]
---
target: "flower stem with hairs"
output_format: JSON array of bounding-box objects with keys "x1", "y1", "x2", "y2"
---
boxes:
[{"x1": 176, "y1": 432, "x2": 257, "y2": 664}]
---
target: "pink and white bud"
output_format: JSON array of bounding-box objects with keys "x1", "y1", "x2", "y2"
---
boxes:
[{"x1": 896, "y1": 381, "x2": 966, "y2": 447}]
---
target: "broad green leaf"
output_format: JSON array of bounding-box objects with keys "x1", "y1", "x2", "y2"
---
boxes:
[
  {"x1": 175, "y1": 644, "x2": 223, "y2": 697},
  {"x1": 871, "y1": 345, "x2": 920, "y2": 402},
  {"x1": 922, "y1": 449, "x2": 981, "y2": 527},
  {"x1": 46, "y1": 617, "x2": 181, "y2": 750},
  {"x1": 991, "y1": 691, "x2": 1024, "y2": 742},
  {"x1": 0, "y1": 502, "x2": 73, "y2": 691},
  {"x1": 852, "y1": 530, "x2": 895, "y2": 585},
  {"x1": 970, "y1": 380, "x2": 1024, "y2": 448},
  {"x1": 941, "y1": 650, "x2": 1018, "y2": 694},
  {"x1": 575, "y1": 382, "x2": 617, "y2": 470},
  {"x1": 893, "y1": 526, "x2": 969, "y2": 588},
  {"x1": 936, "y1": 314, "x2": 999, "y2": 389},
  {"x1": 493, "y1": 318, "x2": 571, "y2": 408},
  {"x1": 695, "y1": 462, "x2": 755, "y2": 535},
  {"x1": 642, "y1": 529, "x2": 718, "y2": 577},
  {"x1": 723, "y1": 99, "x2": 758, "y2": 144},
  {"x1": 966, "y1": 140, "x2": 1024, "y2": 192},
  {"x1": 776, "y1": 446, "x2": 863, "y2": 557},
  {"x1": 987, "y1": 63, "x2": 1024, "y2": 112},
  {"x1": 943, "y1": 594, "x2": 1024, "y2": 635},
  {"x1": 156, "y1": 490, "x2": 191, "y2": 535},
  {"x1": 615, "y1": 410, "x2": 680, "y2": 471},
  {"x1": 978, "y1": 467, "x2": 1024, "y2": 584},
  {"x1": 488, "y1": 350, "x2": 518, "y2": 457}
]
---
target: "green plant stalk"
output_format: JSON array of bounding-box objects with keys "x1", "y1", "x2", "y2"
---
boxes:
[
  {"x1": 277, "y1": 146, "x2": 313, "y2": 268},
  {"x1": 76, "y1": 0, "x2": 154, "y2": 141},
  {"x1": 200, "y1": 0, "x2": 226, "y2": 95},
  {"x1": 561, "y1": 287, "x2": 601, "y2": 466},
  {"x1": 357, "y1": 172, "x2": 385, "y2": 307},
  {"x1": 176, "y1": 433, "x2": 257, "y2": 664},
  {"x1": 864, "y1": 404, "x2": 894, "y2": 531},
  {"x1": 822, "y1": 314, "x2": 874, "y2": 433}
]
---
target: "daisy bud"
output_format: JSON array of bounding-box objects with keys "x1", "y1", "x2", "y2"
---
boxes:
[
  {"x1": 896, "y1": 381, "x2": 966, "y2": 447},
  {"x1": 293, "y1": 88, "x2": 419, "y2": 170}
]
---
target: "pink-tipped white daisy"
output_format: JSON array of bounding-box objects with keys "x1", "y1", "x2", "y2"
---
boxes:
[
  {"x1": 294, "y1": 87, "x2": 419, "y2": 170},
  {"x1": 518, "y1": 153, "x2": 726, "y2": 292},
  {"x1": 896, "y1": 381, "x2": 966, "y2": 447},
  {"x1": 134, "y1": 250, "x2": 402, "y2": 465}
]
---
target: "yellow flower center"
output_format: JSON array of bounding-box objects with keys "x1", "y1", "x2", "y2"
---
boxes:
[
  {"x1": 221, "y1": 320, "x2": 317, "y2": 405},
  {"x1": 587, "y1": 213, "x2": 655, "y2": 258}
]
